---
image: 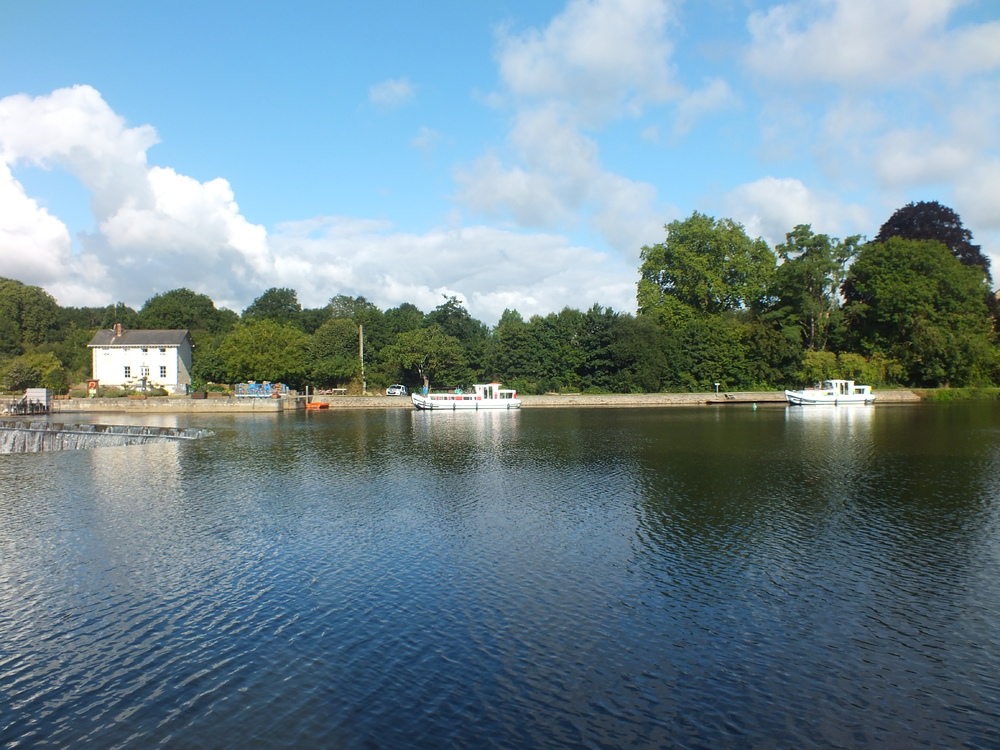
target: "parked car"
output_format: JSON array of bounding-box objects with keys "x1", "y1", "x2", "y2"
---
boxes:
[{"x1": 385, "y1": 384, "x2": 408, "y2": 396}]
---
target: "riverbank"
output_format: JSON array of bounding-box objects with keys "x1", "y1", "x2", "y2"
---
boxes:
[{"x1": 2, "y1": 388, "x2": 922, "y2": 413}]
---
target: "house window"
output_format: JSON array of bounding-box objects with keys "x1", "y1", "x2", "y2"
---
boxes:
[
  {"x1": 159, "y1": 348, "x2": 166, "y2": 354},
  {"x1": 124, "y1": 366, "x2": 131, "y2": 378},
  {"x1": 141, "y1": 347, "x2": 148, "y2": 353},
  {"x1": 160, "y1": 366, "x2": 167, "y2": 378},
  {"x1": 140, "y1": 366, "x2": 150, "y2": 378}
]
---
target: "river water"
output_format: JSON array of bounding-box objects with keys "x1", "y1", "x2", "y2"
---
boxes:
[{"x1": 2, "y1": 403, "x2": 999, "y2": 748}]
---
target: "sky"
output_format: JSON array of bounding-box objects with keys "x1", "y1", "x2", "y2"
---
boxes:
[{"x1": 1, "y1": 0, "x2": 999, "y2": 324}]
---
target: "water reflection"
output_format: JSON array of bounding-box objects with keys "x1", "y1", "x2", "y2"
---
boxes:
[{"x1": 1, "y1": 404, "x2": 999, "y2": 748}]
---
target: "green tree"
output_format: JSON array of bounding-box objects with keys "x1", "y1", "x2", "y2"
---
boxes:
[
  {"x1": 138, "y1": 288, "x2": 237, "y2": 333},
  {"x1": 381, "y1": 325, "x2": 466, "y2": 392},
  {"x1": 876, "y1": 200, "x2": 990, "y2": 282},
  {"x1": 843, "y1": 237, "x2": 996, "y2": 386},
  {"x1": 216, "y1": 319, "x2": 310, "y2": 387},
  {"x1": 242, "y1": 287, "x2": 303, "y2": 328},
  {"x1": 638, "y1": 212, "x2": 776, "y2": 323},
  {"x1": 771, "y1": 225, "x2": 860, "y2": 351},
  {"x1": 0, "y1": 278, "x2": 60, "y2": 351},
  {"x1": 384, "y1": 303, "x2": 424, "y2": 335},
  {"x1": 424, "y1": 296, "x2": 489, "y2": 376},
  {"x1": 1, "y1": 359, "x2": 42, "y2": 391},
  {"x1": 309, "y1": 318, "x2": 361, "y2": 386}
]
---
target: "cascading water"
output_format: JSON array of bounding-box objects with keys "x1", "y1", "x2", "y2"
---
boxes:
[{"x1": 0, "y1": 420, "x2": 214, "y2": 453}]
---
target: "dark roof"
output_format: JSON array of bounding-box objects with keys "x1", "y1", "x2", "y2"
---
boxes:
[{"x1": 88, "y1": 329, "x2": 192, "y2": 347}]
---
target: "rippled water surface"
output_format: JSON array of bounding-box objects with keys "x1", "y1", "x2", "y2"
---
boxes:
[{"x1": 3, "y1": 403, "x2": 1000, "y2": 748}]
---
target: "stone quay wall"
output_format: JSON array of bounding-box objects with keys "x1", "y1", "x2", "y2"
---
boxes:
[{"x1": 2, "y1": 389, "x2": 920, "y2": 414}]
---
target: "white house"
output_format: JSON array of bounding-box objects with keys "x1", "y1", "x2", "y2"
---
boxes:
[{"x1": 88, "y1": 324, "x2": 194, "y2": 394}]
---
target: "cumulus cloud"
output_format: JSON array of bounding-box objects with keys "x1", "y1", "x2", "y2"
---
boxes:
[
  {"x1": 0, "y1": 86, "x2": 277, "y2": 310},
  {"x1": 368, "y1": 77, "x2": 416, "y2": 109},
  {"x1": 454, "y1": 105, "x2": 665, "y2": 255},
  {"x1": 0, "y1": 161, "x2": 76, "y2": 284},
  {"x1": 457, "y1": 0, "x2": 681, "y2": 254},
  {"x1": 672, "y1": 78, "x2": 739, "y2": 137},
  {"x1": 746, "y1": 0, "x2": 1000, "y2": 86},
  {"x1": 496, "y1": 0, "x2": 681, "y2": 124},
  {"x1": 722, "y1": 176, "x2": 869, "y2": 247},
  {"x1": 268, "y1": 219, "x2": 638, "y2": 321},
  {"x1": 0, "y1": 85, "x2": 638, "y2": 322}
]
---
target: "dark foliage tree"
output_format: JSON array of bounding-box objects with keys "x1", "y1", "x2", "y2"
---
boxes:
[
  {"x1": 875, "y1": 201, "x2": 990, "y2": 282},
  {"x1": 843, "y1": 237, "x2": 996, "y2": 386},
  {"x1": 424, "y1": 296, "x2": 489, "y2": 376}
]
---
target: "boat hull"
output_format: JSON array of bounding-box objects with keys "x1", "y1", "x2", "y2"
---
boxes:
[
  {"x1": 784, "y1": 390, "x2": 875, "y2": 406},
  {"x1": 411, "y1": 393, "x2": 521, "y2": 410}
]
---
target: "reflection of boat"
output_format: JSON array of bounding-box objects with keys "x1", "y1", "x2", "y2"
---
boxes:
[
  {"x1": 785, "y1": 379, "x2": 875, "y2": 406},
  {"x1": 412, "y1": 383, "x2": 522, "y2": 410}
]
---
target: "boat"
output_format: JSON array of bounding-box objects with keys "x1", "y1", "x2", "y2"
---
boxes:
[
  {"x1": 784, "y1": 379, "x2": 875, "y2": 406},
  {"x1": 411, "y1": 383, "x2": 521, "y2": 410},
  {"x1": 305, "y1": 401, "x2": 330, "y2": 410}
]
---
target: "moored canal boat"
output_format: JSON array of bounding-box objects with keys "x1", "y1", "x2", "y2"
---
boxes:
[
  {"x1": 784, "y1": 379, "x2": 875, "y2": 406},
  {"x1": 412, "y1": 383, "x2": 521, "y2": 410}
]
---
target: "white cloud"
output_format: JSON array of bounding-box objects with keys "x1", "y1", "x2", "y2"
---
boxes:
[
  {"x1": 722, "y1": 176, "x2": 869, "y2": 247},
  {"x1": 0, "y1": 85, "x2": 157, "y2": 221},
  {"x1": 268, "y1": 219, "x2": 638, "y2": 321},
  {"x1": 673, "y1": 78, "x2": 739, "y2": 137},
  {"x1": 0, "y1": 87, "x2": 271, "y2": 309},
  {"x1": 455, "y1": 103, "x2": 665, "y2": 254},
  {"x1": 0, "y1": 161, "x2": 77, "y2": 284},
  {"x1": 0, "y1": 85, "x2": 639, "y2": 322},
  {"x1": 496, "y1": 0, "x2": 681, "y2": 124},
  {"x1": 368, "y1": 77, "x2": 416, "y2": 109},
  {"x1": 746, "y1": 0, "x2": 1000, "y2": 86}
]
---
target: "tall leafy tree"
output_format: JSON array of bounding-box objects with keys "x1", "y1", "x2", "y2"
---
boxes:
[
  {"x1": 875, "y1": 201, "x2": 990, "y2": 282},
  {"x1": 381, "y1": 325, "x2": 466, "y2": 392},
  {"x1": 843, "y1": 237, "x2": 996, "y2": 386},
  {"x1": 216, "y1": 319, "x2": 310, "y2": 387},
  {"x1": 242, "y1": 287, "x2": 303, "y2": 328},
  {"x1": 138, "y1": 288, "x2": 237, "y2": 333},
  {"x1": 0, "y1": 277, "x2": 60, "y2": 351},
  {"x1": 424, "y1": 296, "x2": 489, "y2": 376},
  {"x1": 489, "y1": 309, "x2": 534, "y2": 387},
  {"x1": 309, "y1": 318, "x2": 361, "y2": 386},
  {"x1": 638, "y1": 212, "x2": 776, "y2": 323},
  {"x1": 384, "y1": 303, "x2": 424, "y2": 335},
  {"x1": 771, "y1": 225, "x2": 860, "y2": 351}
]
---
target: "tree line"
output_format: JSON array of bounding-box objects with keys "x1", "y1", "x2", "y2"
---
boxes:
[{"x1": 1, "y1": 200, "x2": 996, "y2": 395}]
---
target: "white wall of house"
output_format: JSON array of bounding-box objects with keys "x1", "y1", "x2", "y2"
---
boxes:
[{"x1": 91, "y1": 339, "x2": 193, "y2": 394}]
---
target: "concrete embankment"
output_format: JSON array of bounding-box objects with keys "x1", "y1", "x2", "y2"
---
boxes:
[
  {"x1": 11, "y1": 389, "x2": 920, "y2": 414},
  {"x1": 48, "y1": 397, "x2": 291, "y2": 413},
  {"x1": 309, "y1": 389, "x2": 922, "y2": 409}
]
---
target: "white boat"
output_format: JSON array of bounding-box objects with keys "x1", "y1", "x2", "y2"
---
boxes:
[
  {"x1": 784, "y1": 379, "x2": 875, "y2": 406},
  {"x1": 412, "y1": 383, "x2": 522, "y2": 410}
]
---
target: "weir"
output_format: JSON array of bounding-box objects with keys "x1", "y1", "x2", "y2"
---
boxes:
[{"x1": 0, "y1": 420, "x2": 214, "y2": 454}]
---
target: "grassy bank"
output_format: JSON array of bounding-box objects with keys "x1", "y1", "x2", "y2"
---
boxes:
[{"x1": 913, "y1": 387, "x2": 1000, "y2": 401}]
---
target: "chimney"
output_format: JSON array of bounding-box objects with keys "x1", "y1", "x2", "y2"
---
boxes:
[{"x1": 114, "y1": 323, "x2": 123, "y2": 338}]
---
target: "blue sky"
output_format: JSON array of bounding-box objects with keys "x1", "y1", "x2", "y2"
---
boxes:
[{"x1": 2, "y1": 0, "x2": 999, "y2": 323}]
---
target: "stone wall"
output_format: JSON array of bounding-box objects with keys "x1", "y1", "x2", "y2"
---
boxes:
[{"x1": 50, "y1": 396, "x2": 293, "y2": 413}]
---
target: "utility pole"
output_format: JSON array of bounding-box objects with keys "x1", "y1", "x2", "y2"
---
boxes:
[{"x1": 359, "y1": 324, "x2": 366, "y2": 395}]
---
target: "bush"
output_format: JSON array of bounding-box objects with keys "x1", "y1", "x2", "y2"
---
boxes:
[{"x1": 917, "y1": 387, "x2": 1000, "y2": 401}]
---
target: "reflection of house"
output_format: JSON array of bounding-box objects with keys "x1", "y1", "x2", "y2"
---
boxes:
[{"x1": 88, "y1": 324, "x2": 193, "y2": 394}]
